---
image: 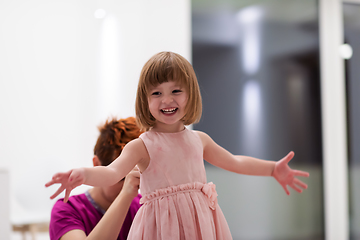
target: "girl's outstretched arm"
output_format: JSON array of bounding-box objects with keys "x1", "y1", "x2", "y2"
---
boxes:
[
  {"x1": 45, "y1": 138, "x2": 148, "y2": 202},
  {"x1": 196, "y1": 131, "x2": 309, "y2": 195}
]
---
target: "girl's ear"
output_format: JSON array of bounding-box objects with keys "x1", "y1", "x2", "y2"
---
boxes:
[{"x1": 93, "y1": 155, "x2": 101, "y2": 167}]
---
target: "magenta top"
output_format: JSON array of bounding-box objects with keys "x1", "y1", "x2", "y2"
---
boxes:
[{"x1": 49, "y1": 192, "x2": 142, "y2": 240}]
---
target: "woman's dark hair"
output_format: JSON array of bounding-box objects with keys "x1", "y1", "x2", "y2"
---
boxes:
[{"x1": 93, "y1": 117, "x2": 142, "y2": 166}]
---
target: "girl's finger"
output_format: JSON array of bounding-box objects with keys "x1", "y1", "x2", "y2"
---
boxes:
[
  {"x1": 52, "y1": 172, "x2": 66, "y2": 180},
  {"x1": 52, "y1": 170, "x2": 71, "y2": 181},
  {"x1": 64, "y1": 188, "x2": 71, "y2": 203},
  {"x1": 293, "y1": 170, "x2": 310, "y2": 177},
  {"x1": 282, "y1": 151, "x2": 294, "y2": 164},
  {"x1": 290, "y1": 183, "x2": 302, "y2": 193},
  {"x1": 294, "y1": 178, "x2": 308, "y2": 189},
  {"x1": 282, "y1": 184, "x2": 290, "y2": 195},
  {"x1": 45, "y1": 180, "x2": 55, "y2": 187},
  {"x1": 50, "y1": 186, "x2": 65, "y2": 199}
]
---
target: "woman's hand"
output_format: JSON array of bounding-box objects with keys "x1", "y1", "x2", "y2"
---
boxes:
[
  {"x1": 45, "y1": 168, "x2": 86, "y2": 202},
  {"x1": 272, "y1": 151, "x2": 310, "y2": 195},
  {"x1": 120, "y1": 167, "x2": 140, "y2": 200}
]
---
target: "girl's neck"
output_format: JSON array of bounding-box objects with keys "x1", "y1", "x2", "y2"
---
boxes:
[{"x1": 152, "y1": 121, "x2": 185, "y2": 133}]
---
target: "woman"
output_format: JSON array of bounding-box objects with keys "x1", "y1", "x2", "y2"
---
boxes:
[{"x1": 49, "y1": 117, "x2": 142, "y2": 240}]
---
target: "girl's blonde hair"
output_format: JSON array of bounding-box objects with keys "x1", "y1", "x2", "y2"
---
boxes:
[{"x1": 135, "y1": 51, "x2": 202, "y2": 131}]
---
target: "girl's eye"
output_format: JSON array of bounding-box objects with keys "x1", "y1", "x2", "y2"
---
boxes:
[
  {"x1": 151, "y1": 91, "x2": 161, "y2": 96},
  {"x1": 173, "y1": 89, "x2": 182, "y2": 94}
]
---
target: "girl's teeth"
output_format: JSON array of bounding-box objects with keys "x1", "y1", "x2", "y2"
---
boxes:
[{"x1": 162, "y1": 108, "x2": 176, "y2": 113}]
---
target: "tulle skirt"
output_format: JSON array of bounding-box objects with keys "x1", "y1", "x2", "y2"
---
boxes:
[{"x1": 127, "y1": 182, "x2": 232, "y2": 240}]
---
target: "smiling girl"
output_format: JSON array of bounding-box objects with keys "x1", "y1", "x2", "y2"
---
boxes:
[{"x1": 46, "y1": 51, "x2": 309, "y2": 240}]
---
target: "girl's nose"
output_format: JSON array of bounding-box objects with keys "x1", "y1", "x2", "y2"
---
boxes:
[{"x1": 162, "y1": 95, "x2": 174, "y2": 104}]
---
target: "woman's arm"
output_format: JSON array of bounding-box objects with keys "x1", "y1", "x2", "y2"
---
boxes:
[
  {"x1": 196, "y1": 131, "x2": 309, "y2": 195},
  {"x1": 59, "y1": 169, "x2": 141, "y2": 240},
  {"x1": 46, "y1": 138, "x2": 148, "y2": 202}
]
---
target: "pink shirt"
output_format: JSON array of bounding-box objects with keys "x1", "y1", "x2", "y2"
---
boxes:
[{"x1": 49, "y1": 193, "x2": 141, "y2": 240}]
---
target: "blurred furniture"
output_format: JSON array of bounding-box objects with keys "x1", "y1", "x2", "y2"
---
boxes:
[
  {"x1": 11, "y1": 196, "x2": 50, "y2": 240},
  {"x1": 12, "y1": 222, "x2": 49, "y2": 240},
  {"x1": 10, "y1": 169, "x2": 91, "y2": 240},
  {"x1": 9, "y1": 158, "x2": 92, "y2": 240}
]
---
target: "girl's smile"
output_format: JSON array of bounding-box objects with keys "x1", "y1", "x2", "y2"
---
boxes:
[
  {"x1": 148, "y1": 81, "x2": 188, "y2": 132},
  {"x1": 160, "y1": 107, "x2": 178, "y2": 115}
]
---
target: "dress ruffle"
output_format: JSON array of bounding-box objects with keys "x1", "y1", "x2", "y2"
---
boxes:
[
  {"x1": 140, "y1": 182, "x2": 218, "y2": 210},
  {"x1": 129, "y1": 181, "x2": 231, "y2": 240}
]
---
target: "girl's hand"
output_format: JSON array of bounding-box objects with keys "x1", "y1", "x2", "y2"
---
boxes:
[
  {"x1": 272, "y1": 151, "x2": 310, "y2": 195},
  {"x1": 45, "y1": 168, "x2": 86, "y2": 202}
]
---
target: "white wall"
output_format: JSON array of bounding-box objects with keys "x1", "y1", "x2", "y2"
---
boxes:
[
  {"x1": 0, "y1": 0, "x2": 190, "y2": 225},
  {"x1": 0, "y1": 169, "x2": 10, "y2": 240}
]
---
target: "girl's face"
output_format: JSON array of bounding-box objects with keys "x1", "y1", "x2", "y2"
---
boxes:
[{"x1": 148, "y1": 81, "x2": 188, "y2": 132}]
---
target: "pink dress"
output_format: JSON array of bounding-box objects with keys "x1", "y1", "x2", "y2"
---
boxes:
[{"x1": 127, "y1": 128, "x2": 232, "y2": 240}]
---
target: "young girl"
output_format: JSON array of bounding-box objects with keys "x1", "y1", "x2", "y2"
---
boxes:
[{"x1": 46, "y1": 51, "x2": 310, "y2": 240}]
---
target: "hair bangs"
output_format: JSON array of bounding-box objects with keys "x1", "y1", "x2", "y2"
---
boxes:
[{"x1": 144, "y1": 53, "x2": 189, "y2": 92}]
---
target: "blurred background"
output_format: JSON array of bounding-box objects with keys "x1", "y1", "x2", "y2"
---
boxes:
[{"x1": 0, "y1": 0, "x2": 358, "y2": 239}]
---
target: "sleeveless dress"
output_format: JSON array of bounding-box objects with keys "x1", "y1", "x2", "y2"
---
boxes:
[{"x1": 127, "y1": 128, "x2": 232, "y2": 240}]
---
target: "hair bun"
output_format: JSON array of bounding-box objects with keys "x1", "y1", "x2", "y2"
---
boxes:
[{"x1": 93, "y1": 117, "x2": 142, "y2": 166}]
